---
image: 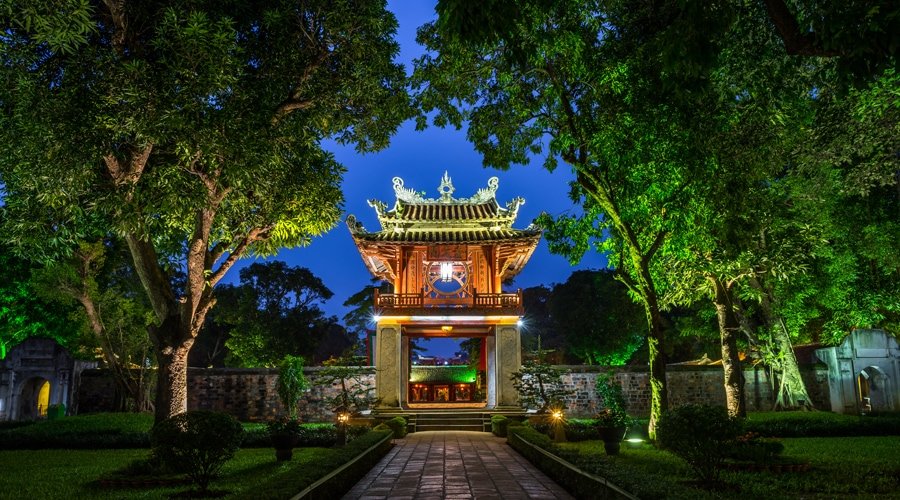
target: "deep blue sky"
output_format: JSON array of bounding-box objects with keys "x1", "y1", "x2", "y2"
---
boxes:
[{"x1": 226, "y1": 2, "x2": 606, "y2": 351}]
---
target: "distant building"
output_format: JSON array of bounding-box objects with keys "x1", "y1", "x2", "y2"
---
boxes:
[
  {"x1": 0, "y1": 338, "x2": 96, "y2": 421},
  {"x1": 817, "y1": 329, "x2": 900, "y2": 414}
]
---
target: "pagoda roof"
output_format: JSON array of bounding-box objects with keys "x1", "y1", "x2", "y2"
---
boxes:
[
  {"x1": 347, "y1": 172, "x2": 540, "y2": 242},
  {"x1": 346, "y1": 173, "x2": 542, "y2": 282}
]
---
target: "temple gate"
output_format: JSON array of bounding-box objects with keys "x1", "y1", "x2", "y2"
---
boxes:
[{"x1": 347, "y1": 173, "x2": 541, "y2": 410}]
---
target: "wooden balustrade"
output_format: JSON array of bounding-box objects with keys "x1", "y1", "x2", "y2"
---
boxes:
[{"x1": 375, "y1": 289, "x2": 522, "y2": 312}]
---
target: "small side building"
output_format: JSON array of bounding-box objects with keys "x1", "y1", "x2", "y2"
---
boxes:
[
  {"x1": 816, "y1": 329, "x2": 900, "y2": 414},
  {"x1": 0, "y1": 338, "x2": 95, "y2": 421}
]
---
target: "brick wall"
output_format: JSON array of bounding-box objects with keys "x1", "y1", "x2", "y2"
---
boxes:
[
  {"x1": 559, "y1": 364, "x2": 830, "y2": 416},
  {"x1": 79, "y1": 367, "x2": 375, "y2": 422},
  {"x1": 78, "y1": 364, "x2": 829, "y2": 420}
]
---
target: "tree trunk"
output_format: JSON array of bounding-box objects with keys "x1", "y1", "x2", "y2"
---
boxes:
[
  {"x1": 151, "y1": 315, "x2": 195, "y2": 422},
  {"x1": 749, "y1": 276, "x2": 813, "y2": 410},
  {"x1": 643, "y1": 291, "x2": 668, "y2": 440},
  {"x1": 710, "y1": 276, "x2": 746, "y2": 418}
]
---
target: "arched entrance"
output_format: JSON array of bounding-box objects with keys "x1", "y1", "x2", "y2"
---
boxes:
[
  {"x1": 406, "y1": 336, "x2": 487, "y2": 408},
  {"x1": 19, "y1": 377, "x2": 51, "y2": 420},
  {"x1": 858, "y1": 366, "x2": 893, "y2": 413}
]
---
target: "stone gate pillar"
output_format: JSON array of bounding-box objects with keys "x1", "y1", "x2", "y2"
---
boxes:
[
  {"x1": 494, "y1": 322, "x2": 522, "y2": 408},
  {"x1": 375, "y1": 323, "x2": 402, "y2": 408}
]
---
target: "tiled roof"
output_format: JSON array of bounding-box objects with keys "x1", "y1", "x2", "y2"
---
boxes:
[
  {"x1": 355, "y1": 228, "x2": 541, "y2": 244},
  {"x1": 385, "y1": 201, "x2": 502, "y2": 221}
]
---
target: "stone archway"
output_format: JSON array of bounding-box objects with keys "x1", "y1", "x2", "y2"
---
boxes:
[
  {"x1": 858, "y1": 366, "x2": 893, "y2": 412},
  {"x1": 18, "y1": 377, "x2": 51, "y2": 420}
]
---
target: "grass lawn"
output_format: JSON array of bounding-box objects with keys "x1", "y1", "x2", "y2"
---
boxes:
[
  {"x1": 556, "y1": 435, "x2": 900, "y2": 499},
  {"x1": 0, "y1": 447, "x2": 334, "y2": 499}
]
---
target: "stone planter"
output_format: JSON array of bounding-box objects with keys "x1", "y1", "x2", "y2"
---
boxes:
[{"x1": 597, "y1": 425, "x2": 627, "y2": 455}]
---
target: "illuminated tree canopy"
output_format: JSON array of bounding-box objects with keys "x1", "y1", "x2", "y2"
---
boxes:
[{"x1": 0, "y1": 0, "x2": 411, "y2": 422}]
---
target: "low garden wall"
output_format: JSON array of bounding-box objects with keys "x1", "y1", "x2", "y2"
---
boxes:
[
  {"x1": 559, "y1": 364, "x2": 830, "y2": 416},
  {"x1": 78, "y1": 367, "x2": 376, "y2": 422},
  {"x1": 77, "y1": 364, "x2": 829, "y2": 420}
]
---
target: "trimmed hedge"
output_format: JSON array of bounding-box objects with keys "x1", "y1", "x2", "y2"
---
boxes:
[
  {"x1": 0, "y1": 413, "x2": 153, "y2": 449},
  {"x1": 507, "y1": 425, "x2": 632, "y2": 499},
  {"x1": 745, "y1": 411, "x2": 900, "y2": 437},
  {"x1": 230, "y1": 429, "x2": 394, "y2": 500},
  {"x1": 382, "y1": 416, "x2": 408, "y2": 438},
  {"x1": 241, "y1": 422, "x2": 371, "y2": 448},
  {"x1": 491, "y1": 415, "x2": 509, "y2": 437}
]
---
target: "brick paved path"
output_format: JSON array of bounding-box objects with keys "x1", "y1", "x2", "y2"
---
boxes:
[{"x1": 342, "y1": 431, "x2": 574, "y2": 500}]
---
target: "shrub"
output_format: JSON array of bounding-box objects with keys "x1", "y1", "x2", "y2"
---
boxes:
[
  {"x1": 276, "y1": 355, "x2": 310, "y2": 420},
  {"x1": 150, "y1": 411, "x2": 244, "y2": 492},
  {"x1": 656, "y1": 404, "x2": 742, "y2": 483},
  {"x1": 595, "y1": 373, "x2": 631, "y2": 429},
  {"x1": 564, "y1": 419, "x2": 601, "y2": 442},
  {"x1": 491, "y1": 415, "x2": 510, "y2": 436},
  {"x1": 382, "y1": 416, "x2": 407, "y2": 438}
]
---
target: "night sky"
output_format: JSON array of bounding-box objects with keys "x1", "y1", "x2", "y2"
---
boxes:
[{"x1": 226, "y1": 2, "x2": 607, "y2": 354}]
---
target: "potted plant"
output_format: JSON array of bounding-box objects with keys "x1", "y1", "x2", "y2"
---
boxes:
[
  {"x1": 267, "y1": 418, "x2": 300, "y2": 461},
  {"x1": 594, "y1": 372, "x2": 631, "y2": 455}
]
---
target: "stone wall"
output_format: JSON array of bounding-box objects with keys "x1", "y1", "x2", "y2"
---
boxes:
[
  {"x1": 79, "y1": 367, "x2": 375, "y2": 422},
  {"x1": 559, "y1": 364, "x2": 830, "y2": 416},
  {"x1": 78, "y1": 364, "x2": 829, "y2": 421}
]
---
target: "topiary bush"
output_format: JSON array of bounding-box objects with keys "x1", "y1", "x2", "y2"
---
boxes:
[
  {"x1": 150, "y1": 411, "x2": 244, "y2": 492},
  {"x1": 382, "y1": 416, "x2": 407, "y2": 438},
  {"x1": 656, "y1": 404, "x2": 743, "y2": 483},
  {"x1": 491, "y1": 415, "x2": 509, "y2": 437},
  {"x1": 277, "y1": 355, "x2": 310, "y2": 420}
]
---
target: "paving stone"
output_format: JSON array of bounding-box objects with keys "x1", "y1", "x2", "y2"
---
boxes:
[{"x1": 341, "y1": 431, "x2": 574, "y2": 500}]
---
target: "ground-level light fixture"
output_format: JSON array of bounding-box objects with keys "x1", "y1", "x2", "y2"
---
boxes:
[{"x1": 337, "y1": 413, "x2": 350, "y2": 424}]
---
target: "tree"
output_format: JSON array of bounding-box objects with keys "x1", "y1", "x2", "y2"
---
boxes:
[
  {"x1": 0, "y1": 244, "x2": 80, "y2": 360},
  {"x1": 208, "y1": 261, "x2": 351, "y2": 367},
  {"x1": 415, "y1": 1, "x2": 719, "y2": 436},
  {"x1": 511, "y1": 338, "x2": 573, "y2": 413},
  {"x1": 549, "y1": 270, "x2": 645, "y2": 366},
  {"x1": 33, "y1": 240, "x2": 157, "y2": 411},
  {"x1": 0, "y1": 1, "x2": 410, "y2": 421},
  {"x1": 342, "y1": 279, "x2": 392, "y2": 337}
]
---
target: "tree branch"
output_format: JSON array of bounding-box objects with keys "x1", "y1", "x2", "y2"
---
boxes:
[
  {"x1": 761, "y1": 0, "x2": 841, "y2": 57},
  {"x1": 125, "y1": 234, "x2": 176, "y2": 321}
]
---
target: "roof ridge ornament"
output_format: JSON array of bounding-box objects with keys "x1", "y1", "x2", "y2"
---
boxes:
[
  {"x1": 393, "y1": 176, "x2": 425, "y2": 203},
  {"x1": 438, "y1": 171, "x2": 455, "y2": 203},
  {"x1": 467, "y1": 176, "x2": 499, "y2": 204}
]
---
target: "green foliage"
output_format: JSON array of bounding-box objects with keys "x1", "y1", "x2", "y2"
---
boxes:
[
  {"x1": 209, "y1": 262, "x2": 353, "y2": 367},
  {"x1": 316, "y1": 353, "x2": 378, "y2": 416},
  {"x1": 382, "y1": 416, "x2": 407, "y2": 439},
  {"x1": 655, "y1": 404, "x2": 743, "y2": 483},
  {"x1": 342, "y1": 279, "x2": 392, "y2": 336},
  {"x1": 594, "y1": 373, "x2": 632, "y2": 428},
  {"x1": 276, "y1": 355, "x2": 310, "y2": 420},
  {"x1": 511, "y1": 347, "x2": 573, "y2": 412},
  {"x1": 0, "y1": 0, "x2": 410, "y2": 421},
  {"x1": 0, "y1": 244, "x2": 82, "y2": 359},
  {"x1": 0, "y1": 412, "x2": 153, "y2": 449},
  {"x1": 150, "y1": 411, "x2": 244, "y2": 492},
  {"x1": 549, "y1": 271, "x2": 645, "y2": 365},
  {"x1": 491, "y1": 414, "x2": 509, "y2": 437}
]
